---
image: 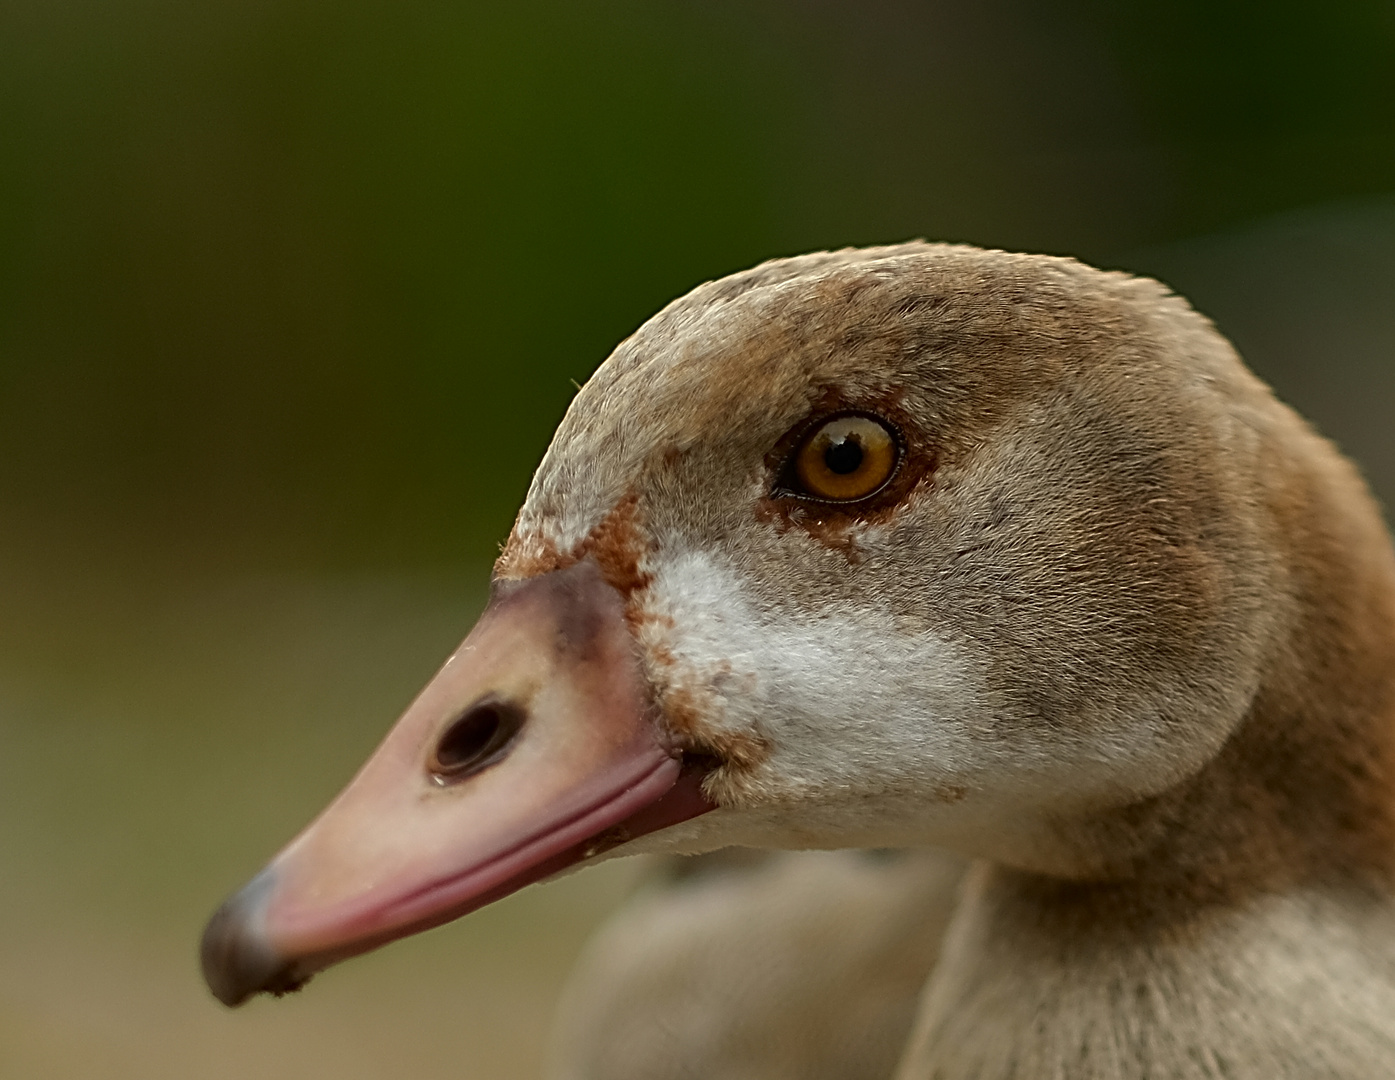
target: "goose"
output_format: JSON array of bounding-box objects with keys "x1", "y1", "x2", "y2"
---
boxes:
[
  {"x1": 549, "y1": 847, "x2": 967, "y2": 1080},
  {"x1": 202, "y1": 242, "x2": 1395, "y2": 1078}
]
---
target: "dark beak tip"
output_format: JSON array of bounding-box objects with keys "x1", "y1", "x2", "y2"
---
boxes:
[{"x1": 200, "y1": 869, "x2": 296, "y2": 1008}]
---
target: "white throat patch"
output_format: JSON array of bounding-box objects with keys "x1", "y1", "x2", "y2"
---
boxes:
[{"x1": 633, "y1": 547, "x2": 999, "y2": 847}]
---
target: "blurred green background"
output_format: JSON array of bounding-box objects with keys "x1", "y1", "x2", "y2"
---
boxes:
[{"x1": 2, "y1": 2, "x2": 1394, "y2": 1077}]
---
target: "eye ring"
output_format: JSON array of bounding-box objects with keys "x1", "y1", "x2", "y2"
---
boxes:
[{"x1": 780, "y1": 412, "x2": 901, "y2": 504}]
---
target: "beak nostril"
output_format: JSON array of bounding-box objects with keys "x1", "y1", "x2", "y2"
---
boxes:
[{"x1": 430, "y1": 697, "x2": 525, "y2": 781}]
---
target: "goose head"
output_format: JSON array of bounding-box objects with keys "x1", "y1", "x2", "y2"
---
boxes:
[{"x1": 202, "y1": 242, "x2": 1395, "y2": 1006}]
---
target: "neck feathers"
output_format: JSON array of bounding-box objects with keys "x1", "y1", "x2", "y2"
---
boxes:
[
  {"x1": 898, "y1": 861, "x2": 1395, "y2": 1080},
  {"x1": 1068, "y1": 396, "x2": 1395, "y2": 900},
  {"x1": 902, "y1": 403, "x2": 1395, "y2": 1078}
]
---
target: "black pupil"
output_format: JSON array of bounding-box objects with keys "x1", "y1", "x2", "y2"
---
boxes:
[{"x1": 823, "y1": 436, "x2": 864, "y2": 475}]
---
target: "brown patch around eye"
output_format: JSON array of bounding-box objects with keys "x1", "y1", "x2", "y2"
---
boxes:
[
  {"x1": 792, "y1": 414, "x2": 899, "y2": 502},
  {"x1": 760, "y1": 398, "x2": 936, "y2": 554},
  {"x1": 770, "y1": 401, "x2": 932, "y2": 507}
]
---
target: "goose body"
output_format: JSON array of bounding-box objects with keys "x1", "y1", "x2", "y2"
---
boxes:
[
  {"x1": 203, "y1": 243, "x2": 1395, "y2": 1078},
  {"x1": 550, "y1": 848, "x2": 966, "y2": 1080}
]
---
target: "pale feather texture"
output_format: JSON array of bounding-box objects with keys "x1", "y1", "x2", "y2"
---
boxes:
[
  {"x1": 549, "y1": 849, "x2": 966, "y2": 1080},
  {"x1": 494, "y1": 243, "x2": 1395, "y2": 1077}
]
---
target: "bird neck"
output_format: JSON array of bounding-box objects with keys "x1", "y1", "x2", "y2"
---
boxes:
[
  {"x1": 899, "y1": 417, "x2": 1395, "y2": 1078},
  {"x1": 895, "y1": 860, "x2": 1395, "y2": 1080},
  {"x1": 1056, "y1": 411, "x2": 1395, "y2": 900}
]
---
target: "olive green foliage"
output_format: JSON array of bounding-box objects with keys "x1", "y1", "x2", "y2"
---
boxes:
[{"x1": 2, "y1": 0, "x2": 1393, "y2": 570}]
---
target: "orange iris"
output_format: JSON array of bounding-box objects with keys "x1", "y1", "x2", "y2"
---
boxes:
[{"x1": 793, "y1": 415, "x2": 898, "y2": 502}]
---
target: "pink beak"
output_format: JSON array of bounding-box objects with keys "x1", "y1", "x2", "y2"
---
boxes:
[{"x1": 200, "y1": 558, "x2": 714, "y2": 1006}]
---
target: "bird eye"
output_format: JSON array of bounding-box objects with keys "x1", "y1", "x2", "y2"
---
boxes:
[{"x1": 790, "y1": 414, "x2": 899, "y2": 502}]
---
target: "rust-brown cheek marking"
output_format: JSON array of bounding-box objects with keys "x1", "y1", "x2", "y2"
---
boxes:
[
  {"x1": 493, "y1": 494, "x2": 652, "y2": 598},
  {"x1": 582, "y1": 493, "x2": 654, "y2": 600},
  {"x1": 494, "y1": 494, "x2": 772, "y2": 790},
  {"x1": 652, "y1": 654, "x2": 773, "y2": 801},
  {"x1": 493, "y1": 530, "x2": 564, "y2": 582}
]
